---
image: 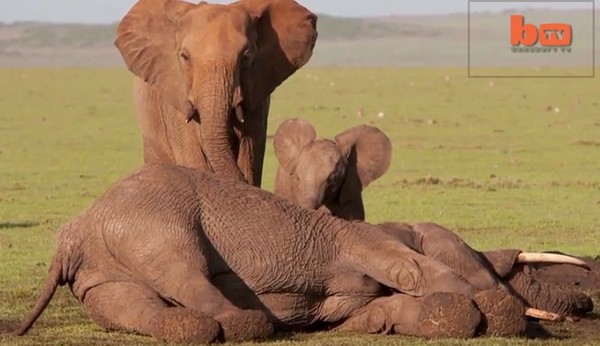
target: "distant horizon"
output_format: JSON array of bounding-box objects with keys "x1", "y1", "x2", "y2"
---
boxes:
[
  {"x1": 0, "y1": 6, "x2": 594, "y2": 25},
  {"x1": 0, "y1": 0, "x2": 593, "y2": 24}
]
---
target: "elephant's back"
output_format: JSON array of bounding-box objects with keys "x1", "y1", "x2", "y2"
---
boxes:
[
  {"x1": 87, "y1": 164, "x2": 340, "y2": 294},
  {"x1": 93, "y1": 164, "x2": 200, "y2": 210},
  {"x1": 69, "y1": 164, "x2": 204, "y2": 296},
  {"x1": 187, "y1": 168, "x2": 341, "y2": 294},
  {"x1": 84, "y1": 164, "x2": 203, "y2": 252}
]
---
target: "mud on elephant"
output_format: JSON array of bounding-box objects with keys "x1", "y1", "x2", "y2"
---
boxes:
[
  {"x1": 115, "y1": 0, "x2": 318, "y2": 186},
  {"x1": 273, "y1": 118, "x2": 392, "y2": 220},
  {"x1": 2, "y1": 165, "x2": 592, "y2": 343}
]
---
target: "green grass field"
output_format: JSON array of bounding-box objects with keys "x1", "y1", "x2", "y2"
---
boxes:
[{"x1": 0, "y1": 67, "x2": 599, "y2": 345}]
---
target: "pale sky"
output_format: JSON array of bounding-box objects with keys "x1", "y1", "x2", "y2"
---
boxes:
[{"x1": 0, "y1": 0, "x2": 590, "y2": 23}]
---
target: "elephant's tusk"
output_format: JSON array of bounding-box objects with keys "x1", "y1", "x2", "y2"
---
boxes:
[
  {"x1": 186, "y1": 111, "x2": 195, "y2": 123},
  {"x1": 517, "y1": 252, "x2": 590, "y2": 269},
  {"x1": 235, "y1": 104, "x2": 245, "y2": 124},
  {"x1": 525, "y1": 308, "x2": 563, "y2": 322},
  {"x1": 185, "y1": 107, "x2": 199, "y2": 124}
]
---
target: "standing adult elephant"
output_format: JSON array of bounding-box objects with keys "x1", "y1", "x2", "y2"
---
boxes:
[{"x1": 115, "y1": 0, "x2": 318, "y2": 186}]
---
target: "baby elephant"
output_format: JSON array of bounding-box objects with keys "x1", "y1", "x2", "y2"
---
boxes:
[{"x1": 273, "y1": 118, "x2": 392, "y2": 220}]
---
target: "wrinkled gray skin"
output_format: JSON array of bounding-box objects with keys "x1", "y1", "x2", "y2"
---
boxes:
[
  {"x1": 4, "y1": 165, "x2": 592, "y2": 343},
  {"x1": 377, "y1": 222, "x2": 593, "y2": 319},
  {"x1": 115, "y1": 0, "x2": 318, "y2": 187},
  {"x1": 271, "y1": 119, "x2": 592, "y2": 321},
  {"x1": 274, "y1": 118, "x2": 392, "y2": 220}
]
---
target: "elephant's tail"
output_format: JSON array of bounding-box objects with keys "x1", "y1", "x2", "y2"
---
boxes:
[
  {"x1": 9, "y1": 221, "x2": 82, "y2": 336},
  {"x1": 10, "y1": 258, "x2": 62, "y2": 336}
]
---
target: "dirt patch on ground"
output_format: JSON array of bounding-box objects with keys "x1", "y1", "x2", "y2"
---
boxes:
[
  {"x1": 384, "y1": 177, "x2": 600, "y2": 190},
  {"x1": 527, "y1": 312, "x2": 600, "y2": 341}
]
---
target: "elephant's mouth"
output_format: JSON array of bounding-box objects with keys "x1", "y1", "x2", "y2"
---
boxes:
[
  {"x1": 184, "y1": 103, "x2": 245, "y2": 126},
  {"x1": 324, "y1": 178, "x2": 343, "y2": 205}
]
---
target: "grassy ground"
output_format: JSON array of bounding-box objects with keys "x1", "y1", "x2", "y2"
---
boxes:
[{"x1": 0, "y1": 67, "x2": 599, "y2": 345}]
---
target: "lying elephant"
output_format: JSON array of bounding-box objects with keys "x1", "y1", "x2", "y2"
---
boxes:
[
  {"x1": 273, "y1": 118, "x2": 392, "y2": 220},
  {"x1": 271, "y1": 120, "x2": 594, "y2": 321},
  {"x1": 376, "y1": 222, "x2": 593, "y2": 321},
  {"x1": 3, "y1": 165, "x2": 591, "y2": 343}
]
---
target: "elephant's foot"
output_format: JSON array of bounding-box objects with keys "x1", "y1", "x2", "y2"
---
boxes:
[
  {"x1": 149, "y1": 308, "x2": 220, "y2": 344},
  {"x1": 473, "y1": 288, "x2": 527, "y2": 337},
  {"x1": 335, "y1": 292, "x2": 481, "y2": 339},
  {"x1": 415, "y1": 292, "x2": 482, "y2": 339},
  {"x1": 83, "y1": 282, "x2": 220, "y2": 344},
  {"x1": 214, "y1": 309, "x2": 274, "y2": 342},
  {"x1": 505, "y1": 266, "x2": 593, "y2": 316}
]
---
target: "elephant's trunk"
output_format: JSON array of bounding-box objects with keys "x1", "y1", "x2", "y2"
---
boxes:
[
  {"x1": 295, "y1": 180, "x2": 325, "y2": 210},
  {"x1": 192, "y1": 63, "x2": 246, "y2": 183},
  {"x1": 505, "y1": 265, "x2": 593, "y2": 316}
]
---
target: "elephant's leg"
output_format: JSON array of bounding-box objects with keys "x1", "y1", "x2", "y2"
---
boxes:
[
  {"x1": 344, "y1": 232, "x2": 477, "y2": 298},
  {"x1": 379, "y1": 222, "x2": 503, "y2": 291},
  {"x1": 411, "y1": 223, "x2": 504, "y2": 291},
  {"x1": 158, "y1": 270, "x2": 274, "y2": 342},
  {"x1": 335, "y1": 292, "x2": 482, "y2": 339},
  {"x1": 82, "y1": 282, "x2": 220, "y2": 344},
  {"x1": 471, "y1": 288, "x2": 527, "y2": 337}
]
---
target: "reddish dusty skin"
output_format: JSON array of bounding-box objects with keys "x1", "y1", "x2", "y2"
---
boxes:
[
  {"x1": 5, "y1": 165, "x2": 594, "y2": 343},
  {"x1": 273, "y1": 118, "x2": 392, "y2": 220},
  {"x1": 115, "y1": 0, "x2": 318, "y2": 187}
]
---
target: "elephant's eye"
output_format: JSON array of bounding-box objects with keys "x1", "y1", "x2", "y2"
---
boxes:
[
  {"x1": 327, "y1": 174, "x2": 337, "y2": 186},
  {"x1": 241, "y1": 47, "x2": 255, "y2": 66},
  {"x1": 180, "y1": 51, "x2": 190, "y2": 63}
]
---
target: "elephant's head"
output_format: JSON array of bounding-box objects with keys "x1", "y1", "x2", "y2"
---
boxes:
[
  {"x1": 273, "y1": 118, "x2": 392, "y2": 220},
  {"x1": 115, "y1": 0, "x2": 318, "y2": 181},
  {"x1": 481, "y1": 250, "x2": 594, "y2": 317}
]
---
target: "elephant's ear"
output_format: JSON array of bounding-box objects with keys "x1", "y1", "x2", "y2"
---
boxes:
[
  {"x1": 480, "y1": 250, "x2": 522, "y2": 278},
  {"x1": 114, "y1": 0, "x2": 195, "y2": 114},
  {"x1": 273, "y1": 118, "x2": 316, "y2": 174},
  {"x1": 234, "y1": 0, "x2": 318, "y2": 111},
  {"x1": 335, "y1": 125, "x2": 393, "y2": 194},
  {"x1": 326, "y1": 145, "x2": 365, "y2": 220}
]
